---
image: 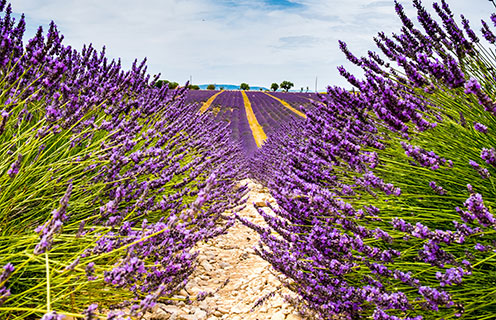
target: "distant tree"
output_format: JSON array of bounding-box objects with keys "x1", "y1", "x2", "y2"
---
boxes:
[
  {"x1": 300, "y1": 87, "x2": 304, "y2": 92},
  {"x1": 306, "y1": 86, "x2": 309, "y2": 93},
  {"x1": 155, "y1": 80, "x2": 179, "y2": 89},
  {"x1": 188, "y1": 84, "x2": 200, "y2": 90},
  {"x1": 270, "y1": 83, "x2": 279, "y2": 91},
  {"x1": 219, "y1": 87, "x2": 224, "y2": 90},
  {"x1": 259, "y1": 88, "x2": 263, "y2": 91},
  {"x1": 207, "y1": 84, "x2": 216, "y2": 90},
  {"x1": 240, "y1": 83, "x2": 250, "y2": 90},
  {"x1": 154, "y1": 80, "x2": 165, "y2": 88},
  {"x1": 280, "y1": 81, "x2": 294, "y2": 92}
]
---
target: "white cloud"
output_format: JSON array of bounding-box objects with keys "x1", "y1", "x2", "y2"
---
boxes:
[{"x1": 10, "y1": 0, "x2": 495, "y2": 91}]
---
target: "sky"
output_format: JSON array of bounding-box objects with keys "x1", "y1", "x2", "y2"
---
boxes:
[{"x1": 10, "y1": 0, "x2": 496, "y2": 91}]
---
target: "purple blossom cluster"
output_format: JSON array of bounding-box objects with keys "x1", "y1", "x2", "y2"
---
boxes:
[
  {"x1": 0, "y1": 1, "x2": 248, "y2": 318},
  {"x1": 401, "y1": 142, "x2": 447, "y2": 170},
  {"x1": 0, "y1": 263, "x2": 14, "y2": 306},
  {"x1": 480, "y1": 147, "x2": 496, "y2": 166},
  {"x1": 473, "y1": 122, "x2": 488, "y2": 134},
  {"x1": 469, "y1": 160, "x2": 490, "y2": 179},
  {"x1": 247, "y1": 1, "x2": 496, "y2": 319}
]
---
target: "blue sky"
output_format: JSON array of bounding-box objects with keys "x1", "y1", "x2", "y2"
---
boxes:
[{"x1": 11, "y1": 0, "x2": 496, "y2": 91}]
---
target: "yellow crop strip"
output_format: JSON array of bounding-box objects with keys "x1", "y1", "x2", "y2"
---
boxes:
[
  {"x1": 199, "y1": 90, "x2": 224, "y2": 113},
  {"x1": 241, "y1": 90, "x2": 267, "y2": 148},
  {"x1": 263, "y1": 92, "x2": 307, "y2": 119}
]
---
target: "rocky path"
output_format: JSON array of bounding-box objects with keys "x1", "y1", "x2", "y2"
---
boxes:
[{"x1": 149, "y1": 179, "x2": 303, "y2": 320}]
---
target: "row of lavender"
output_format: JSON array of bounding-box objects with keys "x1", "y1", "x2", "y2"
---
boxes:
[
  {"x1": 0, "y1": 2, "x2": 247, "y2": 319},
  {"x1": 248, "y1": 1, "x2": 496, "y2": 319},
  {"x1": 186, "y1": 90, "x2": 314, "y2": 157}
]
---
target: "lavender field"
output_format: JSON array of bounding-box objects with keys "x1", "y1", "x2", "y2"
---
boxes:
[{"x1": 2, "y1": 0, "x2": 496, "y2": 319}]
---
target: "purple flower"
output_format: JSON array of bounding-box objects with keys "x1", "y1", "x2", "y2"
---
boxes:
[
  {"x1": 401, "y1": 142, "x2": 446, "y2": 170},
  {"x1": 418, "y1": 286, "x2": 453, "y2": 311},
  {"x1": 474, "y1": 243, "x2": 488, "y2": 251},
  {"x1": 41, "y1": 312, "x2": 65, "y2": 320},
  {"x1": 473, "y1": 122, "x2": 488, "y2": 134},
  {"x1": 0, "y1": 263, "x2": 14, "y2": 306},
  {"x1": 7, "y1": 153, "x2": 22, "y2": 178},
  {"x1": 481, "y1": 147, "x2": 496, "y2": 166},
  {"x1": 86, "y1": 262, "x2": 97, "y2": 281},
  {"x1": 0, "y1": 109, "x2": 8, "y2": 135},
  {"x1": 464, "y1": 78, "x2": 481, "y2": 95},
  {"x1": 435, "y1": 267, "x2": 469, "y2": 286},
  {"x1": 463, "y1": 192, "x2": 495, "y2": 227},
  {"x1": 429, "y1": 181, "x2": 446, "y2": 195},
  {"x1": 83, "y1": 303, "x2": 98, "y2": 320},
  {"x1": 469, "y1": 160, "x2": 490, "y2": 179},
  {"x1": 34, "y1": 182, "x2": 73, "y2": 254},
  {"x1": 481, "y1": 19, "x2": 496, "y2": 44}
]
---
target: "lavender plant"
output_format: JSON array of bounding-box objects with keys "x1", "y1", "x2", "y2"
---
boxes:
[
  {"x1": 0, "y1": 2, "x2": 247, "y2": 318},
  {"x1": 248, "y1": 1, "x2": 496, "y2": 319}
]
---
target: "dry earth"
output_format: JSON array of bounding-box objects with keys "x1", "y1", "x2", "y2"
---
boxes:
[{"x1": 148, "y1": 179, "x2": 304, "y2": 320}]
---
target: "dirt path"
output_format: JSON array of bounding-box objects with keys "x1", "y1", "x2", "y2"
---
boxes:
[{"x1": 148, "y1": 179, "x2": 303, "y2": 320}]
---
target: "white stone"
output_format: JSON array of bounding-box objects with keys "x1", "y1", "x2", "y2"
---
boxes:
[
  {"x1": 231, "y1": 304, "x2": 245, "y2": 314},
  {"x1": 177, "y1": 315, "x2": 196, "y2": 320},
  {"x1": 161, "y1": 305, "x2": 182, "y2": 314},
  {"x1": 286, "y1": 313, "x2": 301, "y2": 320},
  {"x1": 270, "y1": 310, "x2": 286, "y2": 320},
  {"x1": 216, "y1": 307, "x2": 229, "y2": 314},
  {"x1": 193, "y1": 309, "x2": 208, "y2": 319},
  {"x1": 201, "y1": 260, "x2": 214, "y2": 272}
]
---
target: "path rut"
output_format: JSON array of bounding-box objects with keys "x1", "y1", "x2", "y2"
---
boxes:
[{"x1": 148, "y1": 179, "x2": 303, "y2": 320}]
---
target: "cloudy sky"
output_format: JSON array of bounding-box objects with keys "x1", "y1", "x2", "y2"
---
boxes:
[{"x1": 11, "y1": 0, "x2": 496, "y2": 91}]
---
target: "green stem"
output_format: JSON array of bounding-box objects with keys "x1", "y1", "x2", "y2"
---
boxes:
[{"x1": 45, "y1": 251, "x2": 50, "y2": 312}]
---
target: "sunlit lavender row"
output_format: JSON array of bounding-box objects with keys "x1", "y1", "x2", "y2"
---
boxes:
[{"x1": 2, "y1": 0, "x2": 496, "y2": 319}]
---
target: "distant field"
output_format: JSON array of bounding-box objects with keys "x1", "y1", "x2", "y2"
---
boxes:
[{"x1": 185, "y1": 90, "x2": 317, "y2": 157}]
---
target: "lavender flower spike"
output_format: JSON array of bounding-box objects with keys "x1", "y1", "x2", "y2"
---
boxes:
[
  {"x1": 7, "y1": 153, "x2": 23, "y2": 178},
  {"x1": 473, "y1": 122, "x2": 488, "y2": 134},
  {"x1": 34, "y1": 181, "x2": 73, "y2": 254}
]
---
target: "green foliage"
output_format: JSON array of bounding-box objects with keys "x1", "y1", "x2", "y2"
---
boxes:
[
  {"x1": 188, "y1": 84, "x2": 200, "y2": 90},
  {"x1": 0, "y1": 68, "x2": 215, "y2": 318},
  {"x1": 155, "y1": 80, "x2": 179, "y2": 89},
  {"x1": 279, "y1": 81, "x2": 294, "y2": 92},
  {"x1": 270, "y1": 83, "x2": 279, "y2": 91},
  {"x1": 206, "y1": 84, "x2": 216, "y2": 90},
  {"x1": 334, "y1": 48, "x2": 496, "y2": 318},
  {"x1": 240, "y1": 83, "x2": 250, "y2": 91}
]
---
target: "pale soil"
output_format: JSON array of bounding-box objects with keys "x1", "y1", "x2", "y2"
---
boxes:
[{"x1": 148, "y1": 179, "x2": 304, "y2": 320}]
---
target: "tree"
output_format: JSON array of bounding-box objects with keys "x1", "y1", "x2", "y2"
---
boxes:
[
  {"x1": 154, "y1": 80, "x2": 178, "y2": 89},
  {"x1": 188, "y1": 84, "x2": 200, "y2": 90},
  {"x1": 240, "y1": 83, "x2": 250, "y2": 90},
  {"x1": 271, "y1": 83, "x2": 279, "y2": 91},
  {"x1": 280, "y1": 81, "x2": 294, "y2": 92},
  {"x1": 207, "y1": 84, "x2": 216, "y2": 90}
]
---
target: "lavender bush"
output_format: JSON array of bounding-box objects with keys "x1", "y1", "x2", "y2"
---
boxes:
[
  {"x1": 248, "y1": 1, "x2": 496, "y2": 319},
  {"x1": 0, "y1": 2, "x2": 247, "y2": 318}
]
